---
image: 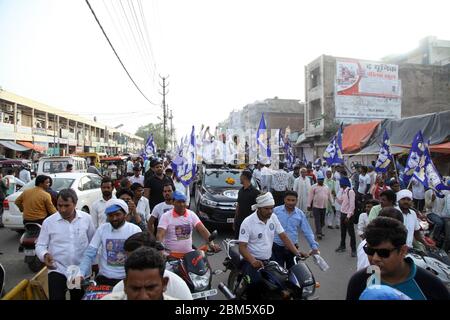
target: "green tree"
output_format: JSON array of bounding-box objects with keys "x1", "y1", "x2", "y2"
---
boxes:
[{"x1": 135, "y1": 122, "x2": 165, "y2": 149}]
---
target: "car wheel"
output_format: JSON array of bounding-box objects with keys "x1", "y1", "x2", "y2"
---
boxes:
[{"x1": 81, "y1": 207, "x2": 90, "y2": 214}]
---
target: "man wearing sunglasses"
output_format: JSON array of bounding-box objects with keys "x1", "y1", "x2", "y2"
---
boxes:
[{"x1": 347, "y1": 217, "x2": 449, "y2": 300}]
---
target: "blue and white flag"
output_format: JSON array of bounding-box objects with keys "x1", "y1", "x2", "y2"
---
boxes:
[
  {"x1": 278, "y1": 129, "x2": 285, "y2": 150},
  {"x1": 284, "y1": 141, "x2": 294, "y2": 171},
  {"x1": 256, "y1": 113, "x2": 271, "y2": 160},
  {"x1": 403, "y1": 131, "x2": 427, "y2": 186},
  {"x1": 421, "y1": 139, "x2": 450, "y2": 193},
  {"x1": 375, "y1": 129, "x2": 393, "y2": 173},
  {"x1": 173, "y1": 126, "x2": 197, "y2": 187},
  {"x1": 323, "y1": 124, "x2": 344, "y2": 166},
  {"x1": 302, "y1": 153, "x2": 308, "y2": 164},
  {"x1": 145, "y1": 133, "x2": 156, "y2": 156}
]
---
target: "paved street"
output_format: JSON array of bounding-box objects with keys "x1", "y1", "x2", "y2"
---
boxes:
[{"x1": 0, "y1": 212, "x2": 359, "y2": 300}]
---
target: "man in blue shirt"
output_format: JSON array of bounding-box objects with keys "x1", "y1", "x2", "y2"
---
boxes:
[{"x1": 272, "y1": 190, "x2": 320, "y2": 269}]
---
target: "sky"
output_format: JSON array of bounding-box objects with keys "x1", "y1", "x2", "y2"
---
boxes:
[{"x1": 1, "y1": 0, "x2": 450, "y2": 142}]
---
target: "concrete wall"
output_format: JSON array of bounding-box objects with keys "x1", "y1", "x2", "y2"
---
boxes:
[{"x1": 399, "y1": 63, "x2": 450, "y2": 117}]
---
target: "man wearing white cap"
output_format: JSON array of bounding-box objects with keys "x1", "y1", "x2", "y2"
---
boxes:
[
  {"x1": 397, "y1": 189, "x2": 431, "y2": 250},
  {"x1": 239, "y1": 192, "x2": 308, "y2": 300},
  {"x1": 79, "y1": 198, "x2": 141, "y2": 286}
]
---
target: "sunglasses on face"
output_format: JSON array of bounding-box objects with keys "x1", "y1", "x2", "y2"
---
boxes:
[{"x1": 363, "y1": 244, "x2": 400, "y2": 258}]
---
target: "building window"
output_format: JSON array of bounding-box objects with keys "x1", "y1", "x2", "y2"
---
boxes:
[
  {"x1": 309, "y1": 99, "x2": 321, "y2": 120},
  {"x1": 310, "y1": 67, "x2": 320, "y2": 88}
]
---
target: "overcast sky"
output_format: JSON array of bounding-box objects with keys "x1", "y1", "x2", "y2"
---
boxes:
[{"x1": 1, "y1": 0, "x2": 449, "y2": 141}]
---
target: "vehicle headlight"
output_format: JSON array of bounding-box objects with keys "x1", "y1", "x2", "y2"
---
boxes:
[
  {"x1": 189, "y1": 270, "x2": 210, "y2": 291},
  {"x1": 200, "y1": 197, "x2": 218, "y2": 207}
]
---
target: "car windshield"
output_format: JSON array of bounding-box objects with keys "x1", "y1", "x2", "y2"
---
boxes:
[
  {"x1": 204, "y1": 170, "x2": 241, "y2": 188},
  {"x1": 42, "y1": 160, "x2": 69, "y2": 173},
  {"x1": 20, "y1": 178, "x2": 75, "y2": 192}
]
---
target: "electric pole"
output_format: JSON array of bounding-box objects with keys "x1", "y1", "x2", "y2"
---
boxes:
[
  {"x1": 159, "y1": 75, "x2": 169, "y2": 150},
  {"x1": 168, "y1": 108, "x2": 174, "y2": 151}
]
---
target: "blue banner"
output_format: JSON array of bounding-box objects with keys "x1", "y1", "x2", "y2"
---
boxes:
[{"x1": 323, "y1": 124, "x2": 344, "y2": 166}]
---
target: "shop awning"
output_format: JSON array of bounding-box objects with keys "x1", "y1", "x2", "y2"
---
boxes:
[
  {"x1": 392, "y1": 142, "x2": 450, "y2": 155},
  {"x1": 17, "y1": 141, "x2": 47, "y2": 153},
  {"x1": 343, "y1": 121, "x2": 381, "y2": 153},
  {"x1": 0, "y1": 140, "x2": 30, "y2": 152}
]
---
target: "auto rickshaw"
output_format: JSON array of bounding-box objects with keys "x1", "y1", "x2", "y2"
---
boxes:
[
  {"x1": 99, "y1": 156, "x2": 127, "y2": 188},
  {"x1": 75, "y1": 152, "x2": 107, "y2": 168}
]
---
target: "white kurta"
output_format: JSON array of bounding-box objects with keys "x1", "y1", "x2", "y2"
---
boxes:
[{"x1": 294, "y1": 176, "x2": 312, "y2": 212}]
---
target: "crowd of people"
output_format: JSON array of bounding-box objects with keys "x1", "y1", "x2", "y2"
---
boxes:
[{"x1": 5, "y1": 154, "x2": 450, "y2": 300}]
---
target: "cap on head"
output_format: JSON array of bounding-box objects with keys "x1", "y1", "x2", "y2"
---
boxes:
[
  {"x1": 251, "y1": 192, "x2": 275, "y2": 211},
  {"x1": 317, "y1": 171, "x2": 325, "y2": 180},
  {"x1": 172, "y1": 190, "x2": 187, "y2": 202},
  {"x1": 397, "y1": 189, "x2": 413, "y2": 202},
  {"x1": 104, "y1": 198, "x2": 129, "y2": 215}
]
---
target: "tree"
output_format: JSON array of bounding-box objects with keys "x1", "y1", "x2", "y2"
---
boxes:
[{"x1": 135, "y1": 123, "x2": 165, "y2": 150}]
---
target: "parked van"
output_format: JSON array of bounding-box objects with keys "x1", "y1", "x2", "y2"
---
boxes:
[{"x1": 37, "y1": 156, "x2": 87, "y2": 175}]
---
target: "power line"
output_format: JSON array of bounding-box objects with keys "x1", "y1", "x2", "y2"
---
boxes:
[{"x1": 85, "y1": 0, "x2": 158, "y2": 106}]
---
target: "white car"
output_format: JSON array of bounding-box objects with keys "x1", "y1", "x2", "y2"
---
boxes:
[{"x1": 2, "y1": 172, "x2": 103, "y2": 231}]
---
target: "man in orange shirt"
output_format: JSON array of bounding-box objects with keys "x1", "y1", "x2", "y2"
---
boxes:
[{"x1": 15, "y1": 175, "x2": 57, "y2": 225}]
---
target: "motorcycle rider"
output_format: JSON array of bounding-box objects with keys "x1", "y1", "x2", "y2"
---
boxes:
[
  {"x1": 15, "y1": 175, "x2": 57, "y2": 226},
  {"x1": 79, "y1": 199, "x2": 141, "y2": 286},
  {"x1": 156, "y1": 191, "x2": 219, "y2": 259},
  {"x1": 36, "y1": 189, "x2": 95, "y2": 300},
  {"x1": 238, "y1": 192, "x2": 308, "y2": 300}
]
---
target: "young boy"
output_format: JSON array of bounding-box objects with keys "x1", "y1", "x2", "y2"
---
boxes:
[{"x1": 357, "y1": 200, "x2": 379, "y2": 239}]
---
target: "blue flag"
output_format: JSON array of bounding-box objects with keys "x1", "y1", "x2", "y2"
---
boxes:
[
  {"x1": 417, "y1": 138, "x2": 450, "y2": 193},
  {"x1": 145, "y1": 133, "x2": 156, "y2": 156},
  {"x1": 375, "y1": 129, "x2": 393, "y2": 173},
  {"x1": 403, "y1": 131, "x2": 427, "y2": 186},
  {"x1": 323, "y1": 124, "x2": 344, "y2": 166},
  {"x1": 256, "y1": 113, "x2": 271, "y2": 160},
  {"x1": 173, "y1": 126, "x2": 197, "y2": 187}
]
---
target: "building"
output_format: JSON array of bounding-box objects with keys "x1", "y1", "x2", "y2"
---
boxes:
[
  {"x1": 219, "y1": 97, "x2": 304, "y2": 132},
  {"x1": 383, "y1": 36, "x2": 450, "y2": 66},
  {"x1": 301, "y1": 50, "x2": 450, "y2": 160},
  {"x1": 0, "y1": 89, "x2": 144, "y2": 158}
]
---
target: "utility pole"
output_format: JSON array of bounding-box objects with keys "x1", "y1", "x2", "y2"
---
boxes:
[
  {"x1": 159, "y1": 75, "x2": 169, "y2": 150},
  {"x1": 168, "y1": 108, "x2": 174, "y2": 151}
]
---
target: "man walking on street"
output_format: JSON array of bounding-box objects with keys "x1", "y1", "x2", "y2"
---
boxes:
[
  {"x1": 36, "y1": 189, "x2": 96, "y2": 300},
  {"x1": 307, "y1": 171, "x2": 332, "y2": 240},
  {"x1": 15, "y1": 175, "x2": 57, "y2": 226},
  {"x1": 144, "y1": 159, "x2": 174, "y2": 211},
  {"x1": 293, "y1": 168, "x2": 312, "y2": 214},
  {"x1": 324, "y1": 169, "x2": 338, "y2": 229},
  {"x1": 128, "y1": 165, "x2": 144, "y2": 187},
  {"x1": 91, "y1": 177, "x2": 115, "y2": 229},
  {"x1": 272, "y1": 191, "x2": 319, "y2": 269},
  {"x1": 233, "y1": 170, "x2": 260, "y2": 239},
  {"x1": 270, "y1": 163, "x2": 290, "y2": 207},
  {"x1": 335, "y1": 177, "x2": 357, "y2": 257}
]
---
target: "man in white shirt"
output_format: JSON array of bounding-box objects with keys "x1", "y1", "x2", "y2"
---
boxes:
[
  {"x1": 130, "y1": 183, "x2": 151, "y2": 222},
  {"x1": 252, "y1": 161, "x2": 263, "y2": 187},
  {"x1": 270, "y1": 163, "x2": 290, "y2": 206},
  {"x1": 238, "y1": 192, "x2": 307, "y2": 300},
  {"x1": 425, "y1": 188, "x2": 447, "y2": 242},
  {"x1": 91, "y1": 177, "x2": 115, "y2": 229},
  {"x1": 397, "y1": 189, "x2": 431, "y2": 250},
  {"x1": 293, "y1": 168, "x2": 312, "y2": 213},
  {"x1": 173, "y1": 175, "x2": 190, "y2": 207},
  {"x1": 358, "y1": 166, "x2": 371, "y2": 195},
  {"x1": 110, "y1": 231, "x2": 192, "y2": 300},
  {"x1": 36, "y1": 189, "x2": 96, "y2": 300},
  {"x1": 19, "y1": 166, "x2": 31, "y2": 184},
  {"x1": 128, "y1": 165, "x2": 144, "y2": 187},
  {"x1": 411, "y1": 177, "x2": 426, "y2": 212},
  {"x1": 79, "y1": 199, "x2": 141, "y2": 286},
  {"x1": 126, "y1": 158, "x2": 134, "y2": 175},
  {"x1": 148, "y1": 184, "x2": 174, "y2": 234}
]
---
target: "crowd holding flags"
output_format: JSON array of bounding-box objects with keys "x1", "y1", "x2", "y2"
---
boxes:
[
  {"x1": 323, "y1": 123, "x2": 344, "y2": 166},
  {"x1": 375, "y1": 129, "x2": 393, "y2": 173},
  {"x1": 172, "y1": 126, "x2": 197, "y2": 187}
]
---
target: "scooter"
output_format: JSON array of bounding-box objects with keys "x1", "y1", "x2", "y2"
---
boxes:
[
  {"x1": 221, "y1": 238, "x2": 319, "y2": 300},
  {"x1": 18, "y1": 223, "x2": 44, "y2": 273},
  {"x1": 407, "y1": 248, "x2": 450, "y2": 291},
  {"x1": 162, "y1": 230, "x2": 221, "y2": 300}
]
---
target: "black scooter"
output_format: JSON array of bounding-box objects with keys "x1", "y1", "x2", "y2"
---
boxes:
[{"x1": 18, "y1": 223, "x2": 44, "y2": 272}]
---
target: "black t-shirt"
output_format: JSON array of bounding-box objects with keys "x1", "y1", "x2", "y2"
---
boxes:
[
  {"x1": 236, "y1": 185, "x2": 260, "y2": 225},
  {"x1": 144, "y1": 174, "x2": 175, "y2": 210},
  {"x1": 346, "y1": 259, "x2": 450, "y2": 300}
]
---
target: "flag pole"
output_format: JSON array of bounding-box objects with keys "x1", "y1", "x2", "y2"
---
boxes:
[{"x1": 392, "y1": 153, "x2": 400, "y2": 182}]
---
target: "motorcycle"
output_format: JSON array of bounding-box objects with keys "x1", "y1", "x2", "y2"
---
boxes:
[
  {"x1": 407, "y1": 248, "x2": 450, "y2": 291},
  {"x1": 66, "y1": 266, "x2": 113, "y2": 300},
  {"x1": 18, "y1": 223, "x2": 44, "y2": 272},
  {"x1": 221, "y1": 238, "x2": 318, "y2": 300},
  {"x1": 162, "y1": 230, "x2": 221, "y2": 300}
]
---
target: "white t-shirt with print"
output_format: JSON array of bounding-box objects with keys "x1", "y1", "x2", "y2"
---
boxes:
[
  {"x1": 358, "y1": 174, "x2": 371, "y2": 194},
  {"x1": 238, "y1": 212, "x2": 284, "y2": 260},
  {"x1": 402, "y1": 209, "x2": 420, "y2": 248},
  {"x1": 158, "y1": 209, "x2": 202, "y2": 255},
  {"x1": 150, "y1": 202, "x2": 175, "y2": 220},
  {"x1": 89, "y1": 222, "x2": 141, "y2": 280}
]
